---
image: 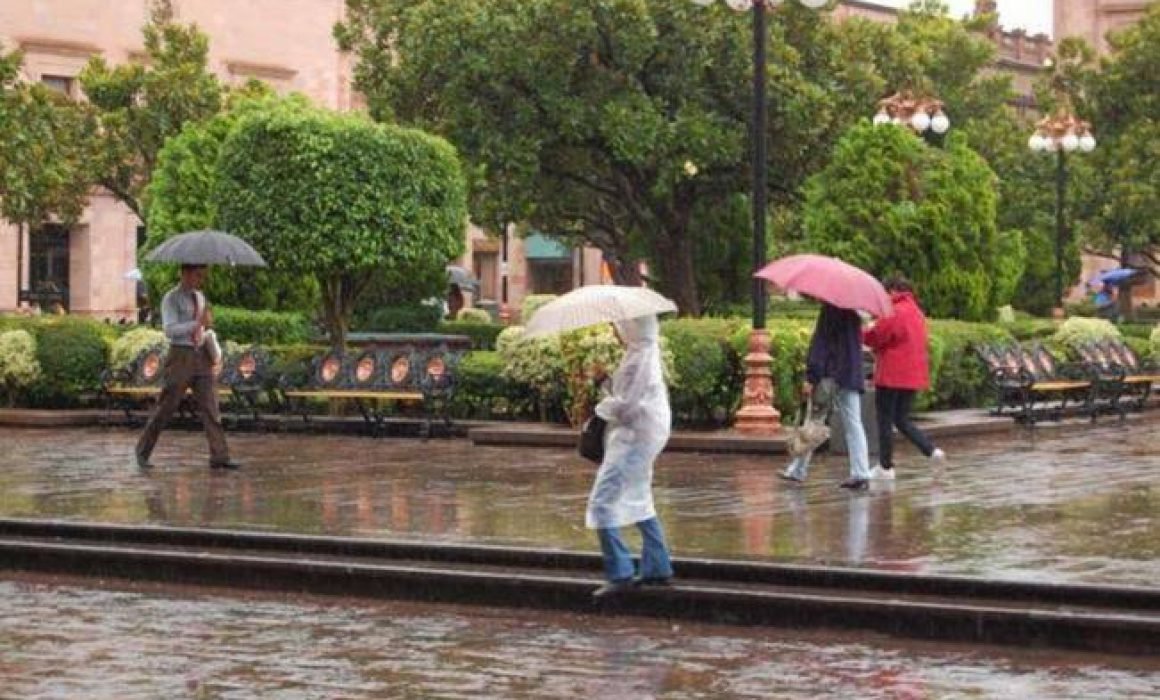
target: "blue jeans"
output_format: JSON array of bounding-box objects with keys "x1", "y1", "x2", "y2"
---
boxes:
[
  {"x1": 785, "y1": 388, "x2": 871, "y2": 482},
  {"x1": 596, "y1": 517, "x2": 673, "y2": 583}
]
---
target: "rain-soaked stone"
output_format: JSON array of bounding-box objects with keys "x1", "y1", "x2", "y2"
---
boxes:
[
  {"x1": 0, "y1": 420, "x2": 1157, "y2": 585},
  {"x1": 1, "y1": 574, "x2": 1157, "y2": 699}
]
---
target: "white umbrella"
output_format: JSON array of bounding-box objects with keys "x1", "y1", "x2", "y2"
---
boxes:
[{"x1": 523, "y1": 285, "x2": 678, "y2": 338}]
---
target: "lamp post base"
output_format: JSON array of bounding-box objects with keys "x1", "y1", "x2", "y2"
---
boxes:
[
  {"x1": 734, "y1": 328, "x2": 781, "y2": 435},
  {"x1": 1051, "y1": 306, "x2": 1066, "y2": 320}
]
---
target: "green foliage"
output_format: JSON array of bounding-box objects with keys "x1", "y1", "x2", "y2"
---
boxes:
[
  {"x1": 0, "y1": 45, "x2": 100, "y2": 232},
  {"x1": 558, "y1": 325, "x2": 625, "y2": 426},
  {"x1": 0, "y1": 330, "x2": 42, "y2": 406},
  {"x1": 518, "y1": 295, "x2": 557, "y2": 325},
  {"x1": 360, "y1": 305, "x2": 443, "y2": 333},
  {"x1": 337, "y1": 0, "x2": 899, "y2": 314},
  {"x1": 79, "y1": 2, "x2": 223, "y2": 219},
  {"x1": 728, "y1": 319, "x2": 814, "y2": 419},
  {"x1": 661, "y1": 318, "x2": 746, "y2": 426},
  {"x1": 1052, "y1": 317, "x2": 1121, "y2": 352},
  {"x1": 438, "y1": 320, "x2": 504, "y2": 350},
  {"x1": 450, "y1": 350, "x2": 538, "y2": 421},
  {"x1": 992, "y1": 229, "x2": 1028, "y2": 310},
  {"x1": 997, "y1": 318, "x2": 1058, "y2": 342},
  {"x1": 109, "y1": 327, "x2": 168, "y2": 370},
  {"x1": 144, "y1": 90, "x2": 319, "y2": 312},
  {"x1": 212, "y1": 307, "x2": 311, "y2": 345},
  {"x1": 497, "y1": 326, "x2": 566, "y2": 420},
  {"x1": 215, "y1": 105, "x2": 467, "y2": 348},
  {"x1": 26, "y1": 318, "x2": 111, "y2": 407},
  {"x1": 802, "y1": 124, "x2": 1002, "y2": 319},
  {"x1": 456, "y1": 308, "x2": 491, "y2": 324},
  {"x1": 1150, "y1": 326, "x2": 1160, "y2": 358},
  {"x1": 925, "y1": 320, "x2": 1014, "y2": 409}
]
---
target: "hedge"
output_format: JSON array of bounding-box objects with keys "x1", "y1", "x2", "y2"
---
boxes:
[
  {"x1": 213, "y1": 306, "x2": 311, "y2": 345},
  {"x1": 438, "y1": 320, "x2": 504, "y2": 350}
]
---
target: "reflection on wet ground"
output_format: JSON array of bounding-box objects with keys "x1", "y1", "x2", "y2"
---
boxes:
[
  {"x1": 1, "y1": 421, "x2": 1157, "y2": 585},
  {"x1": 2, "y1": 575, "x2": 1157, "y2": 699}
]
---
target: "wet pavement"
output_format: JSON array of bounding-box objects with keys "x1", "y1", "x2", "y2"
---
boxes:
[
  {"x1": 1, "y1": 420, "x2": 1157, "y2": 586},
  {"x1": 2, "y1": 574, "x2": 1158, "y2": 699}
]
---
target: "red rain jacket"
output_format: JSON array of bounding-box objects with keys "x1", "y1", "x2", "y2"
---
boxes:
[{"x1": 862, "y1": 291, "x2": 930, "y2": 391}]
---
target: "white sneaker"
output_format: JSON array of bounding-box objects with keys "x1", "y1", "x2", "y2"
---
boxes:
[
  {"x1": 931, "y1": 448, "x2": 946, "y2": 461},
  {"x1": 869, "y1": 465, "x2": 895, "y2": 480}
]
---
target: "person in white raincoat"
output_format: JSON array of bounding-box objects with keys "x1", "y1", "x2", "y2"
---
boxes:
[{"x1": 588, "y1": 315, "x2": 674, "y2": 598}]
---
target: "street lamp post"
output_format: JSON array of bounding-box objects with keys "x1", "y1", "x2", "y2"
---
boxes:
[
  {"x1": 691, "y1": 0, "x2": 827, "y2": 435},
  {"x1": 1028, "y1": 111, "x2": 1096, "y2": 315}
]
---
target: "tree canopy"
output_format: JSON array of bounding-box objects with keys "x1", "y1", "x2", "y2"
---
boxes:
[
  {"x1": 79, "y1": 0, "x2": 223, "y2": 220},
  {"x1": 0, "y1": 45, "x2": 99, "y2": 234},
  {"x1": 214, "y1": 106, "x2": 468, "y2": 347},
  {"x1": 337, "y1": 0, "x2": 894, "y2": 315},
  {"x1": 800, "y1": 123, "x2": 1007, "y2": 320}
]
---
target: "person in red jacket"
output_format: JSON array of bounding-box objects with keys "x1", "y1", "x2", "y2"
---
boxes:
[{"x1": 862, "y1": 276, "x2": 945, "y2": 479}]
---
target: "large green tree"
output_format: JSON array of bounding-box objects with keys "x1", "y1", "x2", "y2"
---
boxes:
[
  {"x1": 1082, "y1": 6, "x2": 1160, "y2": 311},
  {"x1": 801, "y1": 123, "x2": 1006, "y2": 320},
  {"x1": 214, "y1": 107, "x2": 468, "y2": 348},
  {"x1": 0, "y1": 46, "x2": 99, "y2": 265},
  {"x1": 144, "y1": 89, "x2": 320, "y2": 312},
  {"x1": 336, "y1": 0, "x2": 891, "y2": 315},
  {"x1": 79, "y1": 0, "x2": 223, "y2": 220}
]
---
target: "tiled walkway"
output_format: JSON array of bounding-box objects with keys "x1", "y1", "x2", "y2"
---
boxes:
[{"x1": 2, "y1": 419, "x2": 1157, "y2": 586}]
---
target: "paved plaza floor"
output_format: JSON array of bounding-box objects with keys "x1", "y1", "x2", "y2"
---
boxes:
[{"x1": 2, "y1": 418, "x2": 1157, "y2": 586}]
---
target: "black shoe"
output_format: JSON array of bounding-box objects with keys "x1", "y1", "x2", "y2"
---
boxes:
[
  {"x1": 839, "y1": 478, "x2": 869, "y2": 491},
  {"x1": 135, "y1": 452, "x2": 153, "y2": 469},
  {"x1": 592, "y1": 580, "x2": 634, "y2": 600},
  {"x1": 634, "y1": 576, "x2": 673, "y2": 588},
  {"x1": 210, "y1": 459, "x2": 242, "y2": 470}
]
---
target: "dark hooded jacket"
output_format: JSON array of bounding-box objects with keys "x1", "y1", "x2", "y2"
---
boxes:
[{"x1": 805, "y1": 304, "x2": 864, "y2": 392}]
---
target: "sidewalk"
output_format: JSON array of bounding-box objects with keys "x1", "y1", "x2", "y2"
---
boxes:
[{"x1": 2, "y1": 413, "x2": 1158, "y2": 587}]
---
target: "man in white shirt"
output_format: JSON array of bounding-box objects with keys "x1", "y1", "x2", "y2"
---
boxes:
[{"x1": 135, "y1": 264, "x2": 239, "y2": 470}]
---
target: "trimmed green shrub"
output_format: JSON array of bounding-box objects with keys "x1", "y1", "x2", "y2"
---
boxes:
[
  {"x1": 456, "y1": 308, "x2": 491, "y2": 323},
  {"x1": 662, "y1": 317, "x2": 747, "y2": 426},
  {"x1": 497, "y1": 325, "x2": 566, "y2": 421},
  {"x1": 109, "y1": 327, "x2": 168, "y2": 370},
  {"x1": 27, "y1": 317, "x2": 111, "y2": 407},
  {"x1": 213, "y1": 306, "x2": 311, "y2": 345},
  {"x1": 1151, "y1": 326, "x2": 1160, "y2": 360},
  {"x1": 360, "y1": 305, "x2": 443, "y2": 333},
  {"x1": 450, "y1": 350, "x2": 537, "y2": 421},
  {"x1": 1052, "y1": 317, "x2": 1121, "y2": 353},
  {"x1": 1118, "y1": 323, "x2": 1153, "y2": 340},
  {"x1": 997, "y1": 318, "x2": 1058, "y2": 342},
  {"x1": 0, "y1": 330, "x2": 42, "y2": 406},
  {"x1": 925, "y1": 320, "x2": 1014, "y2": 409},
  {"x1": 438, "y1": 320, "x2": 504, "y2": 350}
]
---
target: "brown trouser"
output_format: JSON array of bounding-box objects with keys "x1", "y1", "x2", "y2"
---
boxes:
[{"x1": 136, "y1": 346, "x2": 229, "y2": 464}]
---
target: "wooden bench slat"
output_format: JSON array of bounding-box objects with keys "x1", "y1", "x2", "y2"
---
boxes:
[
  {"x1": 106, "y1": 386, "x2": 234, "y2": 396},
  {"x1": 1122, "y1": 375, "x2": 1160, "y2": 384},
  {"x1": 1029, "y1": 381, "x2": 1090, "y2": 391},
  {"x1": 282, "y1": 390, "x2": 424, "y2": 401}
]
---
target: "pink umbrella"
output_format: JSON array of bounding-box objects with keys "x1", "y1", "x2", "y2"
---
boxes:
[{"x1": 755, "y1": 254, "x2": 893, "y2": 317}]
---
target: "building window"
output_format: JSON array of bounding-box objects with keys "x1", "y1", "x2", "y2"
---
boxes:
[
  {"x1": 524, "y1": 232, "x2": 574, "y2": 295},
  {"x1": 40, "y1": 74, "x2": 75, "y2": 97},
  {"x1": 28, "y1": 224, "x2": 71, "y2": 311}
]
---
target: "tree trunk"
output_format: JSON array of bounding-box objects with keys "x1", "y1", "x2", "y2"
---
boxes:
[
  {"x1": 654, "y1": 225, "x2": 700, "y2": 316},
  {"x1": 606, "y1": 254, "x2": 642, "y2": 286},
  {"x1": 321, "y1": 275, "x2": 348, "y2": 351},
  {"x1": 1119, "y1": 246, "x2": 1135, "y2": 321}
]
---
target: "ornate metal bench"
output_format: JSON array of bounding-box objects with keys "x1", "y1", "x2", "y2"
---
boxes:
[
  {"x1": 976, "y1": 343, "x2": 1100, "y2": 424},
  {"x1": 1077, "y1": 339, "x2": 1159, "y2": 412},
  {"x1": 100, "y1": 345, "x2": 272, "y2": 427},
  {"x1": 277, "y1": 342, "x2": 462, "y2": 438}
]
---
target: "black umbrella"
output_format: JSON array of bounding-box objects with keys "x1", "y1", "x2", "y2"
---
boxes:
[{"x1": 145, "y1": 230, "x2": 267, "y2": 267}]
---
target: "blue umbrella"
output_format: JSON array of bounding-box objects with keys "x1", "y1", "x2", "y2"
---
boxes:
[{"x1": 1089, "y1": 268, "x2": 1139, "y2": 286}]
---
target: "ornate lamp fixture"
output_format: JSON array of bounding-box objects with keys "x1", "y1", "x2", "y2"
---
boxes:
[
  {"x1": 1028, "y1": 111, "x2": 1096, "y2": 153},
  {"x1": 872, "y1": 91, "x2": 951, "y2": 135}
]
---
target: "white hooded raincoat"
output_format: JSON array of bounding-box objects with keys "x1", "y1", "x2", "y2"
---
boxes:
[{"x1": 585, "y1": 315, "x2": 672, "y2": 529}]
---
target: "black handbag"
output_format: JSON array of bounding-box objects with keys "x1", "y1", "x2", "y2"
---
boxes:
[{"x1": 578, "y1": 415, "x2": 607, "y2": 463}]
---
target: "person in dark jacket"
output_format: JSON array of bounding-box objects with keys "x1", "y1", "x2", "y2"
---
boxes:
[
  {"x1": 862, "y1": 276, "x2": 945, "y2": 480},
  {"x1": 780, "y1": 303, "x2": 872, "y2": 490}
]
